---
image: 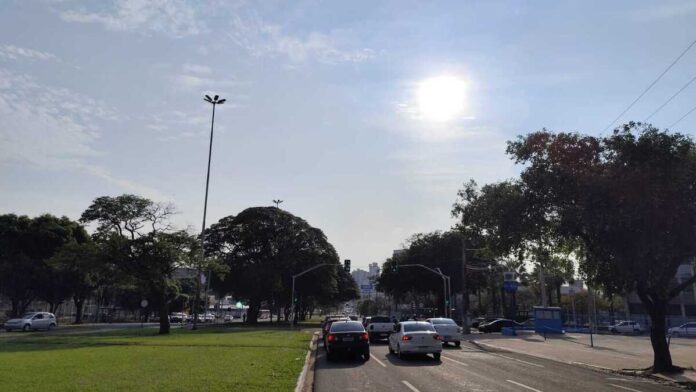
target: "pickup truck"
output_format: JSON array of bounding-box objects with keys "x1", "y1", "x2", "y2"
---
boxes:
[{"x1": 366, "y1": 316, "x2": 394, "y2": 342}]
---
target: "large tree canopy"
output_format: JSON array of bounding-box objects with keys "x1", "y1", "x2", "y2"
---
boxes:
[
  {"x1": 506, "y1": 123, "x2": 696, "y2": 372},
  {"x1": 205, "y1": 207, "x2": 358, "y2": 323}
]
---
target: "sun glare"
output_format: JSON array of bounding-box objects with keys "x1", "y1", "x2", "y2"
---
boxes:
[{"x1": 417, "y1": 76, "x2": 467, "y2": 122}]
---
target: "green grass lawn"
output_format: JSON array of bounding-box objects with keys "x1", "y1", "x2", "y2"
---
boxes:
[{"x1": 0, "y1": 327, "x2": 312, "y2": 392}]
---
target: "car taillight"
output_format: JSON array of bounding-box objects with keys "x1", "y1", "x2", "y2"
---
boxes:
[
  {"x1": 361, "y1": 332, "x2": 369, "y2": 341},
  {"x1": 327, "y1": 334, "x2": 336, "y2": 342},
  {"x1": 401, "y1": 335, "x2": 412, "y2": 341},
  {"x1": 433, "y1": 334, "x2": 443, "y2": 341}
]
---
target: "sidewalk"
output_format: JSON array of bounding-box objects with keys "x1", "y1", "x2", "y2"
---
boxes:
[{"x1": 471, "y1": 332, "x2": 696, "y2": 385}]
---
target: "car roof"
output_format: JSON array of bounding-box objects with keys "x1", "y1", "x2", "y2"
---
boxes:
[{"x1": 399, "y1": 320, "x2": 430, "y2": 324}]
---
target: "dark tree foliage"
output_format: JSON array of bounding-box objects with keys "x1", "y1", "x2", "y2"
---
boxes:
[
  {"x1": 507, "y1": 123, "x2": 696, "y2": 372},
  {"x1": 0, "y1": 214, "x2": 87, "y2": 317},
  {"x1": 205, "y1": 207, "x2": 358, "y2": 323}
]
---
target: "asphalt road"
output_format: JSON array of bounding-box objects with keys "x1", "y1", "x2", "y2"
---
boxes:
[{"x1": 314, "y1": 340, "x2": 681, "y2": 392}]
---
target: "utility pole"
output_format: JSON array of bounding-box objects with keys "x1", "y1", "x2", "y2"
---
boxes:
[{"x1": 460, "y1": 237, "x2": 470, "y2": 334}]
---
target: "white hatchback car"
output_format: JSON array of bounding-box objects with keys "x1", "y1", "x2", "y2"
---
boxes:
[
  {"x1": 668, "y1": 322, "x2": 696, "y2": 336},
  {"x1": 4, "y1": 312, "x2": 57, "y2": 332},
  {"x1": 427, "y1": 318, "x2": 463, "y2": 347},
  {"x1": 610, "y1": 320, "x2": 644, "y2": 334},
  {"x1": 388, "y1": 321, "x2": 442, "y2": 360}
]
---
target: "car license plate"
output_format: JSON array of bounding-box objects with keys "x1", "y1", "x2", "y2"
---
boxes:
[{"x1": 342, "y1": 337, "x2": 354, "y2": 342}]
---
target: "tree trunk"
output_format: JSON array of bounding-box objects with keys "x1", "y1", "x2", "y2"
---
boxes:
[
  {"x1": 158, "y1": 302, "x2": 171, "y2": 335},
  {"x1": 247, "y1": 300, "x2": 260, "y2": 324},
  {"x1": 647, "y1": 300, "x2": 674, "y2": 372},
  {"x1": 556, "y1": 283, "x2": 562, "y2": 307},
  {"x1": 74, "y1": 297, "x2": 84, "y2": 324}
]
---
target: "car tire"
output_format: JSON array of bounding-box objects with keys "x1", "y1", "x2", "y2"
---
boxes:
[
  {"x1": 455, "y1": 341, "x2": 461, "y2": 348},
  {"x1": 611, "y1": 328, "x2": 618, "y2": 334},
  {"x1": 433, "y1": 353, "x2": 441, "y2": 361},
  {"x1": 22, "y1": 324, "x2": 30, "y2": 332},
  {"x1": 4, "y1": 328, "x2": 10, "y2": 332},
  {"x1": 326, "y1": 350, "x2": 334, "y2": 362},
  {"x1": 363, "y1": 351, "x2": 370, "y2": 361},
  {"x1": 388, "y1": 343, "x2": 394, "y2": 355},
  {"x1": 397, "y1": 344, "x2": 403, "y2": 359},
  {"x1": 48, "y1": 323, "x2": 56, "y2": 331}
]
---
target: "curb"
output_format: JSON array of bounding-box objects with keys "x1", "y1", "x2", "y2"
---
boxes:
[
  {"x1": 469, "y1": 339, "x2": 695, "y2": 390},
  {"x1": 295, "y1": 332, "x2": 319, "y2": 392}
]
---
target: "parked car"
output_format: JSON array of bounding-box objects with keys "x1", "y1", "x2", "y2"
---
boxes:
[
  {"x1": 366, "y1": 316, "x2": 393, "y2": 342},
  {"x1": 427, "y1": 317, "x2": 463, "y2": 347},
  {"x1": 223, "y1": 314, "x2": 234, "y2": 322},
  {"x1": 668, "y1": 322, "x2": 696, "y2": 336},
  {"x1": 4, "y1": 312, "x2": 57, "y2": 332},
  {"x1": 202, "y1": 312, "x2": 216, "y2": 322},
  {"x1": 477, "y1": 319, "x2": 524, "y2": 333},
  {"x1": 322, "y1": 316, "x2": 350, "y2": 337},
  {"x1": 324, "y1": 320, "x2": 370, "y2": 361},
  {"x1": 609, "y1": 320, "x2": 644, "y2": 334},
  {"x1": 388, "y1": 321, "x2": 442, "y2": 360},
  {"x1": 471, "y1": 316, "x2": 498, "y2": 329},
  {"x1": 169, "y1": 312, "x2": 187, "y2": 323},
  {"x1": 186, "y1": 314, "x2": 204, "y2": 323}
]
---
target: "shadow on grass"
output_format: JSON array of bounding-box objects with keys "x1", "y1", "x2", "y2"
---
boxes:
[{"x1": 0, "y1": 327, "x2": 311, "y2": 354}]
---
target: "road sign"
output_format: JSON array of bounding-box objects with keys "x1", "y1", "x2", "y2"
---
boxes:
[
  {"x1": 360, "y1": 284, "x2": 373, "y2": 290},
  {"x1": 503, "y1": 281, "x2": 519, "y2": 293}
]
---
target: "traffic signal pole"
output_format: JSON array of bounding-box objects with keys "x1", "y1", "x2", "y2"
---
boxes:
[
  {"x1": 398, "y1": 264, "x2": 451, "y2": 318},
  {"x1": 290, "y1": 262, "x2": 346, "y2": 327}
]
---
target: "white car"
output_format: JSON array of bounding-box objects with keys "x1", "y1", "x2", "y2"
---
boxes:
[
  {"x1": 4, "y1": 312, "x2": 57, "y2": 332},
  {"x1": 610, "y1": 320, "x2": 644, "y2": 334},
  {"x1": 223, "y1": 314, "x2": 234, "y2": 322},
  {"x1": 427, "y1": 317, "x2": 463, "y2": 347},
  {"x1": 669, "y1": 322, "x2": 696, "y2": 336},
  {"x1": 202, "y1": 312, "x2": 216, "y2": 322},
  {"x1": 388, "y1": 321, "x2": 442, "y2": 360}
]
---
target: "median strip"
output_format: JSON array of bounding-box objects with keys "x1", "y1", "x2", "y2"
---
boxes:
[{"x1": 506, "y1": 379, "x2": 543, "y2": 392}]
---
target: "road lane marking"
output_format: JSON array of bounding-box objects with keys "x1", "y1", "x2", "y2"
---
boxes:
[
  {"x1": 372, "y1": 356, "x2": 387, "y2": 368},
  {"x1": 506, "y1": 380, "x2": 543, "y2": 392},
  {"x1": 495, "y1": 354, "x2": 545, "y2": 368},
  {"x1": 402, "y1": 380, "x2": 420, "y2": 392},
  {"x1": 442, "y1": 356, "x2": 469, "y2": 366},
  {"x1": 609, "y1": 384, "x2": 643, "y2": 392}
]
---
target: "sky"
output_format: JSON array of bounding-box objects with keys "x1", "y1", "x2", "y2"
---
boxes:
[{"x1": 2, "y1": 0, "x2": 696, "y2": 271}]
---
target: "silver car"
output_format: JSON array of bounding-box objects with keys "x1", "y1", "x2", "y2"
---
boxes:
[
  {"x1": 427, "y1": 318, "x2": 463, "y2": 347},
  {"x1": 4, "y1": 312, "x2": 57, "y2": 332},
  {"x1": 388, "y1": 321, "x2": 442, "y2": 360}
]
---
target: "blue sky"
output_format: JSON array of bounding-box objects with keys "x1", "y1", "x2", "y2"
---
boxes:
[{"x1": 2, "y1": 0, "x2": 696, "y2": 270}]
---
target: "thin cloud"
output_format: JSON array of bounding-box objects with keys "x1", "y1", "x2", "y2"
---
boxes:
[
  {"x1": 0, "y1": 44, "x2": 57, "y2": 62},
  {"x1": 58, "y1": 0, "x2": 206, "y2": 37},
  {"x1": 229, "y1": 14, "x2": 375, "y2": 64}
]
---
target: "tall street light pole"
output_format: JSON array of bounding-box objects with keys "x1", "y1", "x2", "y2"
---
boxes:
[
  {"x1": 273, "y1": 199, "x2": 283, "y2": 209},
  {"x1": 193, "y1": 94, "x2": 226, "y2": 331}
]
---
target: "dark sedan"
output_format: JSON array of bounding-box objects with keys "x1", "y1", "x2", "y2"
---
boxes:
[
  {"x1": 478, "y1": 319, "x2": 524, "y2": 333},
  {"x1": 324, "y1": 320, "x2": 370, "y2": 361}
]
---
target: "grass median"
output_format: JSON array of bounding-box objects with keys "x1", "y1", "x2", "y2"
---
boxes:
[{"x1": 0, "y1": 326, "x2": 312, "y2": 392}]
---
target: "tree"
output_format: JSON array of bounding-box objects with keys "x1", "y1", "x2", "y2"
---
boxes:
[
  {"x1": 506, "y1": 123, "x2": 696, "y2": 372},
  {"x1": 205, "y1": 207, "x2": 356, "y2": 323},
  {"x1": 49, "y1": 241, "x2": 112, "y2": 323},
  {"x1": 81, "y1": 194, "x2": 186, "y2": 334},
  {"x1": 0, "y1": 214, "x2": 87, "y2": 317}
]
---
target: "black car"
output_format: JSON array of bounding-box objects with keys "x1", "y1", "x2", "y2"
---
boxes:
[
  {"x1": 478, "y1": 319, "x2": 524, "y2": 333},
  {"x1": 324, "y1": 320, "x2": 370, "y2": 361}
]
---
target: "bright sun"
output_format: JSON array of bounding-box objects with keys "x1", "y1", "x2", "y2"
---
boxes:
[{"x1": 417, "y1": 76, "x2": 467, "y2": 122}]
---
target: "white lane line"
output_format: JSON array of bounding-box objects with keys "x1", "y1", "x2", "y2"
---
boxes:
[
  {"x1": 506, "y1": 379, "x2": 543, "y2": 392},
  {"x1": 372, "y1": 356, "x2": 387, "y2": 368},
  {"x1": 402, "y1": 380, "x2": 421, "y2": 392},
  {"x1": 442, "y1": 356, "x2": 469, "y2": 366},
  {"x1": 609, "y1": 384, "x2": 643, "y2": 392},
  {"x1": 495, "y1": 354, "x2": 545, "y2": 368}
]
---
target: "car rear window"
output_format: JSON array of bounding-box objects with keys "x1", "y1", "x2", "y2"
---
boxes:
[
  {"x1": 430, "y1": 319, "x2": 456, "y2": 325},
  {"x1": 330, "y1": 321, "x2": 365, "y2": 332},
  {"x1": 370, "y1": 317, "x2": 390, "y2": 323},
  {"x1": 403, "y1": 323, "x2": 436, "y2": 332}
]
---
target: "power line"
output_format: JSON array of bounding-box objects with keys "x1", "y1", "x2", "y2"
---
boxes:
[
  {"x1": 603, "y1": 38, "x2": 696, "y2": 132},
  {"x1": 668, "y1": 104, "x2": 696, "y2": 129},
  {"x1": 644, "y1": 74, "x2": 696, "y2": 122}
]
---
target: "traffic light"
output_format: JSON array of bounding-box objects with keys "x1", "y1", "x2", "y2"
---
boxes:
[{"x1": 344, "y1": 259, "x2": 351, "y2": 272}]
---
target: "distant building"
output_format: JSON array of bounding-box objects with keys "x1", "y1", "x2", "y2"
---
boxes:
[
  {"x1": 352, "y1": 262, "x2": 381, "y2": 298},
  {"x1": 625, "y1": 263, "x2": 696, "y2": 325},
  {"x1": 560, "y1": 280, "x2": 586, "y2": 296}
]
